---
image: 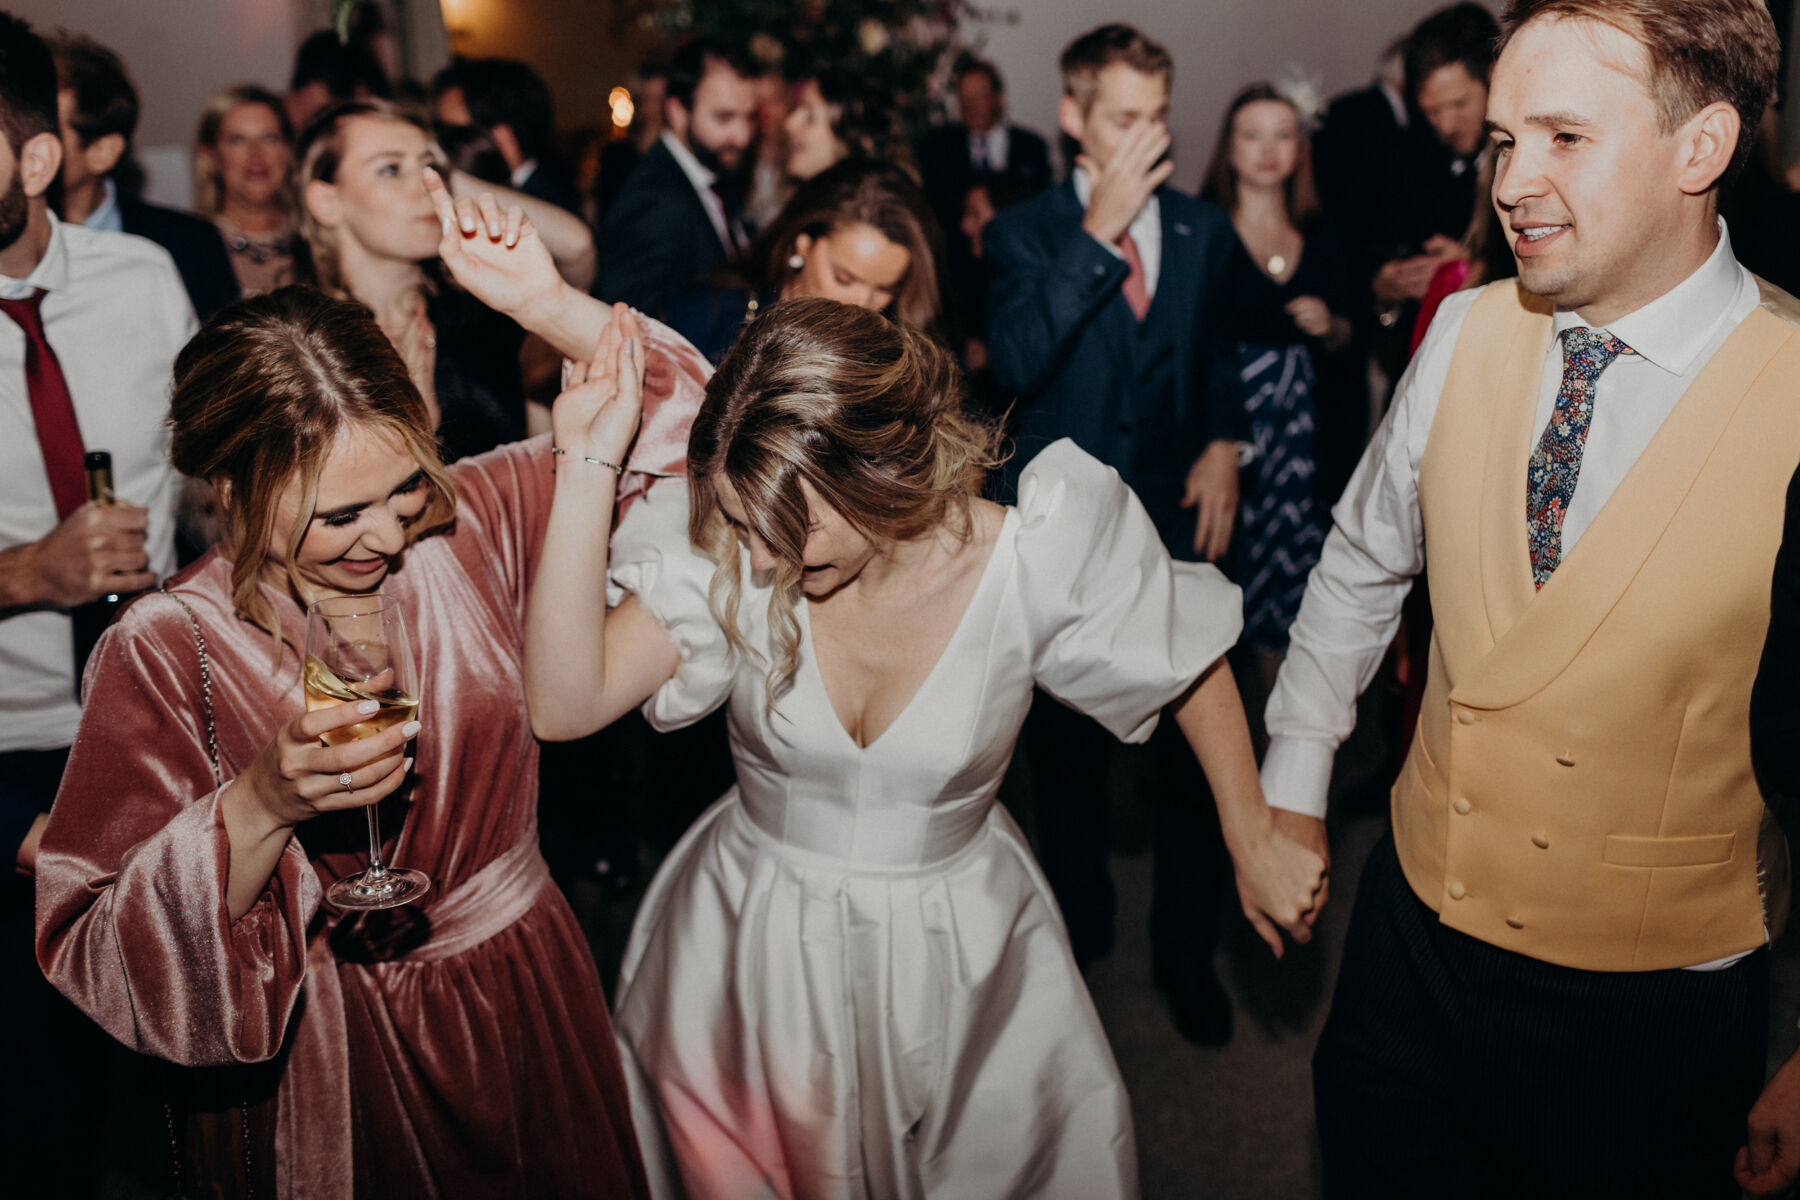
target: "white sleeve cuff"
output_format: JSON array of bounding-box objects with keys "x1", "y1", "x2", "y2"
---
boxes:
[{"x1": 1261, "y1": 736, "x2": 1336, "y2": 820}]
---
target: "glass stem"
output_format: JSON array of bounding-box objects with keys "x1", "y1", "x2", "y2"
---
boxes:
[{"x1": 363, "y1": 805, "x2": 389, "y2": 880}]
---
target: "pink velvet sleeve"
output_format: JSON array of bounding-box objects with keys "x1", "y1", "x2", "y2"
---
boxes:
[{"x1": 34, "y1": 606, "x2": 318, "y2": 1067}]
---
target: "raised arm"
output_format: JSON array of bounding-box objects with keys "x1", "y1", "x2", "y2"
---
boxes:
[
  {"x1": 425, "y1": 166, "x2": 612, "y2": 360},
  {"x1": 524, "y1": 305, "x2": 683, "y2": 740},
  {"x1": 447, "y1": 168, "x2": 596, "y2": 291}
]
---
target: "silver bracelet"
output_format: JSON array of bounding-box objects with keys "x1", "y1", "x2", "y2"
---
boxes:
[{"x1": 550, "y1": 446, "x2": 627, "y2": 476}]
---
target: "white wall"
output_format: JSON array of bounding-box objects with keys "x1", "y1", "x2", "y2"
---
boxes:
[{"x1": 973, "y1": 0, "x2": 1495, "y2": 190}]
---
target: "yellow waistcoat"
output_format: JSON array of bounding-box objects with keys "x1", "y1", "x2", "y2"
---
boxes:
[{"x1": 1394, "y1": 277, "x2": 1800, "y2": 971}]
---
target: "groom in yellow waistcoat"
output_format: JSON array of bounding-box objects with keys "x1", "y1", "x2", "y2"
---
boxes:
[{"x1": 1261, "y1": 1, "x2": 1800, "y2": 1194}]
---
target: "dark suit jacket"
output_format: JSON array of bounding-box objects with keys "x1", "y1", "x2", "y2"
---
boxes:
[
  {"x1": 517, "y1": 157, "x2": 583, "y2": 217},
  {"x1": 117, "y1": 195, "x2": 238, "y2": 321},
  {"x1": 984, "y1": 181, "x2": 1245, "y2": 560},
  {"x1": 1753, "y1": 461, "x2": 1800, "y2": 847},
  {"x1": 595, "y1": 139, "x2": 729, "y2": 319},
  {"x1": 919, "y1": 122, "x2": 1052, "y2": 228}
]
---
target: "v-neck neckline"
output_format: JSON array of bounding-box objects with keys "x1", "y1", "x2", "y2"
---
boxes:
[{"x1": 799, "y1": 508, "x2": 1016, "y2": 753}]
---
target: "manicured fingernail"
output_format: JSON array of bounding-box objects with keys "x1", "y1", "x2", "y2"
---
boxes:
[
  {"x1": 402, "y1": 720, "x2": 421, "y2": 737},
  {"x1": 402, "y1": 756, "x2": 414, "y2": 772},
  {"x1": 358, "y1": 700, "x2": 380, "y2": 714},
  {"x1": 441, "y1": 216, "x2": 453, "y2": 236}
]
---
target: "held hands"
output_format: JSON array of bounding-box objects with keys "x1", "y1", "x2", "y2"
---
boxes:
[
  {"x1": 1233, "y1": 814, "x2": 1329, "y2": 959},
  {"x1": 1181, "y1": 439, "x2": 1241, "y2": 561},
  {"x1": 28, "y1": 502, "x2": 155, "y2": 610},
  {"x1": 554, "y1": 303, "x2": 645, "y2": 472},
  {"x1": 231, "y1": 701, "x2": 419, "y2": 837},
  {"x1": 423, "y1": 166, "x2": 562, "y2": 322},
  {"x1": 1078, "y1": 122, "x2": 1174, "y2": 246}
]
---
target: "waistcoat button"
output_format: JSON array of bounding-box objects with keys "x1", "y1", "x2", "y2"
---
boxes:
[
  {"x1": 1505, "y1": 916, "x2": 1525, "y2": 929},
  {"x1": 1456, "y1": 710, "x2": 1476, "y2": 726},
  {"x1": 1448, "y1": 881, "x2": 1467, "y2": 900},
  {"x1": 1531, "y1": 833, "x2": 1550, "y2": 849},
  {"x1": 1555, "y1": 752, "x2": 1576, "y2": 767},
  {"x1": 1453, "y1": 798, "x2": 1472, "y2": 815}
]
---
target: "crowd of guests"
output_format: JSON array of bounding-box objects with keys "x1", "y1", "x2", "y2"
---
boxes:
[{"x1": 7, "y1": 0, "x2": 1800, "y2": 1196}]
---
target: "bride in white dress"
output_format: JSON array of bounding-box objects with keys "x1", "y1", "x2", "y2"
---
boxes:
[{"x1": 522, "y1": 297, "x2": 1328, "y2": 1200}]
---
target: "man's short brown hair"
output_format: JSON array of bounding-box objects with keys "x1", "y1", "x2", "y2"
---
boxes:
[
  {"x1": 1059, "y1": 24, "x2": 1172, "y2": 112},
  {"x1": 1499, "y1": 0, "x2": 1780, "y2": 184}
]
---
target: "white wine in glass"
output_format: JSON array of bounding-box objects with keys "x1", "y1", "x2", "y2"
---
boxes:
[{"x1": 304, "y1": 594, "x2": 429, "y2": 910}]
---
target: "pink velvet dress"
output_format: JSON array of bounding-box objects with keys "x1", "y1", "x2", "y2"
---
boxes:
[{"x1": 34, "y1": 321, "x2": 710, "y2": 1199}]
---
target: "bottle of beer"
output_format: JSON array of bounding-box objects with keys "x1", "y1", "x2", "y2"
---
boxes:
[{"x1": 70, "y1": 450, "x2": 119, "y2": 698}]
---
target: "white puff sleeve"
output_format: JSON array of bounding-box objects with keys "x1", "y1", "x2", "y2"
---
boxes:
[
  {"x1": 1015, "y1": 439, "x2": 1244, "y2": 743},
  {"x1": 606, "y1": 477, "x2": 737, "y2": 731}
]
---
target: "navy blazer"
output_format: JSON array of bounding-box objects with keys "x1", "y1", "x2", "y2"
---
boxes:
[
  {"x1": 595, "y1": 140, "x2": 730, "y2": 320},
  {"x1": 984, "y1": 180, "x2": 1245, "y2": 557}
]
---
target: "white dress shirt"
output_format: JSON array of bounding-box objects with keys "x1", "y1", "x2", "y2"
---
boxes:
[
  {"x1": 0, "y1": 214, "x2": 195, "y2": 751},
  {"x1": 661, "y1": 130, "x2": 742, "y2": 254},
  {"x1": 1072, "y1": 166, "x2": 1160, "y2": 299},
  {"x1": 1264, "y1": 222, "x2": 1758, "y2": 820},
  {"x1": 968, "y1": 124, "x2": 1010, "y2": 173}
]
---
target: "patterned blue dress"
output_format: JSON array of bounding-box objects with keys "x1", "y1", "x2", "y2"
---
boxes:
[{"x1": 1227, "y1": 231, "x2": 1347, "y2": 654}]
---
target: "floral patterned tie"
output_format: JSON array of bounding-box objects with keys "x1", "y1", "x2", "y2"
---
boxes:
[{"x1": 1526, "y1": 326, "x2": 1633, "y2": 588}]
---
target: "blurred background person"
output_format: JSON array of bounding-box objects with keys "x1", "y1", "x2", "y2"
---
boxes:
[
  {"x1": 1201, "y1": 82, "x2": 1350, "y2": 738},
  {"x1": 919, "y1": 59, "x2": 1051, "y2": 255},
  {"x1": 284, "y1": 25, "x2": 390, "y2": 133},
  {"x1": 193, "y1": 84, "x2": 297, "y2": 297},
  {"x1": 783, "y1": 66, "x2": 912, "y2": 182},
  {"x1": 295, "y1": 99, "x2": 593, "y2": 462},
  {"x1": 49, "y1": 33, "x2": 238, "y2": 320},
  {"x1": 743, "y1": 67, "x2": 792, "y2": 232},
  {"x1": 597, "y1": 37, "x2": 762, "y2": 319},
  {"x1": 432, "y1": 56, "x2": 582, "y2": 216},
  {"x1": 665, "y1": 156, "x2": 946, "y2": 365},
  {"x1": 588, "y1": 59, "x2": 665, "y2": 227}
]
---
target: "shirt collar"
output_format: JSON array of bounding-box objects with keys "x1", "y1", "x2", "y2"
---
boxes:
[
  {"x1": 1553, "y1": 218, "x2": 1748, "y2": 376},
  {"x1": 662, "y1": 130, "x2": 716, "y2": 194},
  {"x1": 84, "y1": 178, "x2": 123, "y2": 233},
  {"x1": 0, "y1": 210, "x2": 69, "y2": 300}
]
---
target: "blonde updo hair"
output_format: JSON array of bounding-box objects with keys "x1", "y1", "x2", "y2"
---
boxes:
[
  {"x1": 168, "y1": 286, "x2": 457, "y2": 652},
  {"x1": 688, "y1": 297, "x2": 1004, "y2": 703}
]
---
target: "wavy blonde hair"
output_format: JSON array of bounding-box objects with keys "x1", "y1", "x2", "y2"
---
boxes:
[
  {"x1": 168, "y1": 287, "x2": 457, "y2": 658},
  {"x1": 687, "y1": 297, "x2": 1004, "y2": 706}
]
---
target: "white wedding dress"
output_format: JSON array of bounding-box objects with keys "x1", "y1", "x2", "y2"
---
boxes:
[{"x1": 606, "y1": 440, "x2": 1243, "y2": 1200}]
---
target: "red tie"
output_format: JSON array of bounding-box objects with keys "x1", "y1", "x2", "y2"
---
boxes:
[
  {"x1": 1117, "y1": 233, "x2": 1150, "y2": 321},
  {"x1": 0, "y1": 289, "x2": 87, "y2": 520}
]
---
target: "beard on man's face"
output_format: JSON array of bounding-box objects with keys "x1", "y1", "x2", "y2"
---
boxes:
[
  {"x1": 0, "y1": 169, "x2": 28, "y2": 255},
  {"x1": 688, "y1": 131, "x2": 748, "y2": 182}
]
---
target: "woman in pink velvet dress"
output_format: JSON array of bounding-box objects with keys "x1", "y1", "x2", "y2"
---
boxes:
[{"x1": 34, "y1": 285, "x2": 707, "y2": 1198}]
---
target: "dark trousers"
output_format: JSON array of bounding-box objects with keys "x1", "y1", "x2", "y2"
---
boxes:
[
  {"x1": 1316, "y1": 833, "x2": 1767, "y2": 1199},
  {"x1": 1022, "y1": 692, "x2": 1226, "y2": 970}
]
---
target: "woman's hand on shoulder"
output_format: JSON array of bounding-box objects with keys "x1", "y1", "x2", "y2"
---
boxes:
[
  {"x1": 424, "y1": 166, "x2": 562, "y2": 322},
  {"x1": 227, "y1": 700, "x2": 420, "y2": 839},
  {"x1": 554, "y1": 303, "x2": 645, "y2": 471}
]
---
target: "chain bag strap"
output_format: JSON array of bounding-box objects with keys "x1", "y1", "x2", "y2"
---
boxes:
[{"x1": 156, "y1": 585, "x2": 253, "y2": 1199}]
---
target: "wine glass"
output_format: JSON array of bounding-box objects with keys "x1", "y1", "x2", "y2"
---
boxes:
[{"x1": 304, "y1": 594, "x2": 430, "y2": 910}]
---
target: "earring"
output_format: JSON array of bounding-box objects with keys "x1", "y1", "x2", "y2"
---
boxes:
[{"x1": 788, "y1": 253, "x2": 805, "y2": 271}]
